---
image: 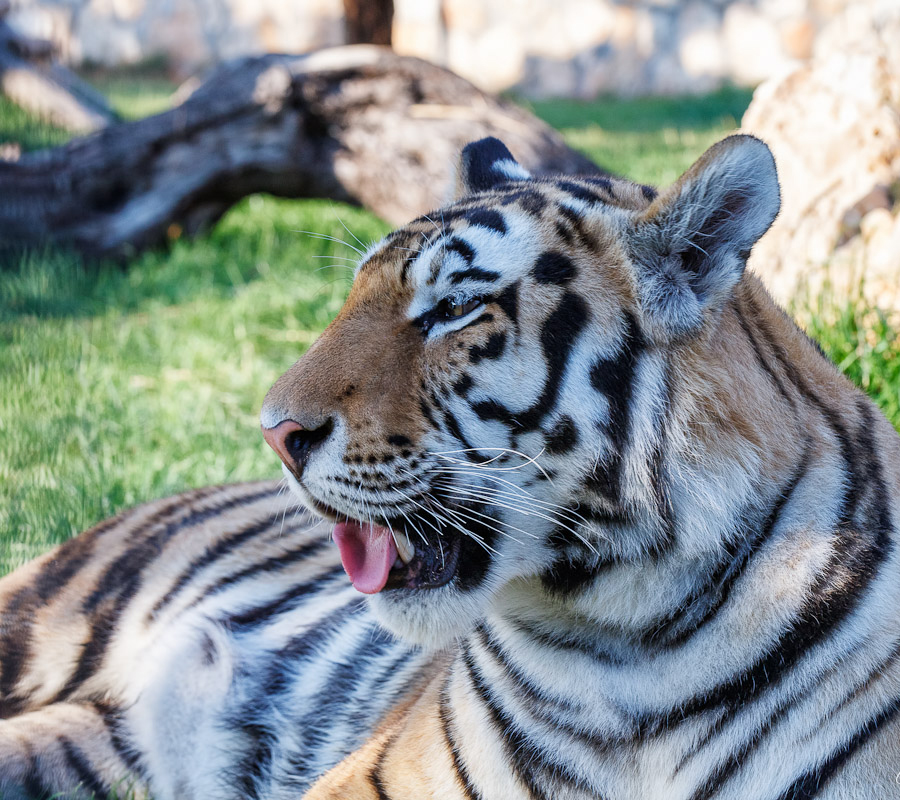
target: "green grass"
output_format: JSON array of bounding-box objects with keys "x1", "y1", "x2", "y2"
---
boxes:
[
  {"x1": 83, "y1": 68, "x2": 176, "y2": 121},
  {"x1": 527, "y1": 86, "x2": 753, "y2": 185},
  {"x1": 0, "y1": 94, "x2": 73, "y2": 151},
  {"x1": 2, "y1": 81, "x2": 899, "y2": 576},
  {"x1": 1, "y1": 199, "x2": 389, "y2": 572},
  {"x1": 0, "y1": 69, "x2": 173, "y2": 154},
  {"x1": 798, "y1": 290, "x2": 900, "y2": 426}
]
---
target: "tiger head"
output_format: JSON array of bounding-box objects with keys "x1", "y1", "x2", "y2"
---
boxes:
[{"x1": 261, "y1": 135, "x2": 781, "y2": 647}]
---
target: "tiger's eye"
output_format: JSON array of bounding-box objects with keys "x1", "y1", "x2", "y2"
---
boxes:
[{"x1": 449, "y1": 298, "x2": 481, "y2": 317}]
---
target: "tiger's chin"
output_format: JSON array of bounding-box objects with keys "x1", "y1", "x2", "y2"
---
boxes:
[{"x1": 368, "y1": 583, "x2": 491, "y2": 648}]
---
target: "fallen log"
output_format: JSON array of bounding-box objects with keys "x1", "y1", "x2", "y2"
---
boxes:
[{"x1": 0, "y1": 46, "x2": 604, "y2": 259}]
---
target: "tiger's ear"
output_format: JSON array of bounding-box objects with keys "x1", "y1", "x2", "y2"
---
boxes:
[
  {"x1": 630, "y1": 135, "x2": 780, "y2": 341},
  {"x1": 453, "y1": 137, "x2": 532, "y2": 199}
]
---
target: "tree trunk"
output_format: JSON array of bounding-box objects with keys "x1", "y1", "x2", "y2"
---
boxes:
[
  {"x1": 343, "y1": 0, "x2": 394, "y2": 46},
  {"x1": 0, "y1": 14, "x2": 118, "y2": 132},
  {"x1": 0, "y1": 46, "x2": 606, "y2": 260}
]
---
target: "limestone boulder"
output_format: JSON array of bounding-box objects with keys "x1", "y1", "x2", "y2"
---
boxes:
[{"x1": 742, "y1": 0, "x2": 900, "y2": 313}]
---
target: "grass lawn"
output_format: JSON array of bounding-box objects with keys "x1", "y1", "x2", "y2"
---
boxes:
[{"x1": 2, "y1": 78, "x2": 899, "y2": 575}]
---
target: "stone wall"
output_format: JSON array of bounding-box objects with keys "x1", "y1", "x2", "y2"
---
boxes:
[
  {"x1": 5, "y1": 0, "x2": 346, "y2": 76},
  {"x1": 5, "y1": 0, "x2": 854, "y2": 96}
]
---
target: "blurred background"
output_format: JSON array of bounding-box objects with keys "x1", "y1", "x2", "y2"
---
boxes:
[
  {"x1": 1, "y1": 0, "x2": 899, "y2": 573},
  {"x1": 4, "y1": 0, "x2": 830, "y2": 96}
]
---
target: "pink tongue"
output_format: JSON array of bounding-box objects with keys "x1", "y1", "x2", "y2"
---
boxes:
[{"x1": 332, "y1": 521, "x2": 398, "y2": 594}]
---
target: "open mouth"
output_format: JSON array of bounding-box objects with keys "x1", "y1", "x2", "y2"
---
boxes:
[
  {"x1": 332, "y1": 519, "x2": 462, "y2": 594},
  {"x1": 303, "y1": 496, "x2": 462, "y2": 594}
]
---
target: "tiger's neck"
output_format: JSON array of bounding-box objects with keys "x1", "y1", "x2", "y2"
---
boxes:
[{"x1": 475, "y1": 276, "x2": 896, "y2": 727}]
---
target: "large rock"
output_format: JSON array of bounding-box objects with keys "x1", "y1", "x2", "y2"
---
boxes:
[{"x1": 742, "y1": 0, "x2": 900, "y2": 313}]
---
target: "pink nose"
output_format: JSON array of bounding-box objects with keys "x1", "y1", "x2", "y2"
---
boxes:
[{"x1": 262, "y1": 419, "x2": 305, "y2": 470}]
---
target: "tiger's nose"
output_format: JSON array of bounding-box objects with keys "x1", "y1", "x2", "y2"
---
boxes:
[{"x1": 262, "y1": 418, "x2": 334, "y2": 476}]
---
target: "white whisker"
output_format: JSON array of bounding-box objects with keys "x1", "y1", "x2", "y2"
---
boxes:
[{"x1": 292, "y1": 229, "x2": 365, "y2": 256}]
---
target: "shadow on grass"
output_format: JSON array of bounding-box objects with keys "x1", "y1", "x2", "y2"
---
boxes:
[{"x1": 0, "y1": 196, "x2": 389, "y2": 321}]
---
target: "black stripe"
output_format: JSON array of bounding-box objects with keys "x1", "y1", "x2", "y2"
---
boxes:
[
  {"x1": 21, "y1": 754, "x2": 55, "y2": 800},
  {"x1": 673, "y1": 506, "x2": 889, "y2": 724},
  {"x1": 741, "y1": 294, "x2": 862, "y2": 525},
  {"x1": 51, "y1": 487, "x2": 280, "y2": 704},
  {"x1": 659, "y1": 296, "x2": 893, "y2": 720},
  {"x1": 692, "y1": 634, "x2": 900, "y2": 799},
  {"x1": 462, "y1": 643, "x2": 601, "y2": 798},
  {"x1": 297, "y1": 625, "x2": 398, "y2": 747},
  {"x1": 585, "y1": 312, "x2": 644, "y2": 504},
  {"x1": 449, "y1": 267, "x2": 501, "y2": 285},
  {"x1": 0, "y1": 505, "x2": 144, "y2": 715},
  {"x1": 439, "y1": 682, "x2": 484, "y2": 800},
  {"x1": 557, "y1": 205, "x2": 597, "y2": 251},
  {"x1": 0, "y1": 538, "x2": 95, "y2": 715},
  {"x1": 775, "y1": 693, "x2": 900, "y2": 799},
  {"x1": 400, "y1": 254, "x2": 416, "y2": 285},
  {"x1": 300, "y1": 645, "x2": 411, "y2": 771},
  {"x1": 472, "y1": 292, "x2": 588, "y2": 433},
  {"x1": 464, "y1": 208, "x2": 507, "y2": 235},
  {"x1": 544, "y1": 415, "x2": 577, "y2": 455},
  {"x1": 646, "y1": 357, "x2": 675, "y2": 558},
  {"x1": 643, "y1": 442, "x2": 812, "y2": 650},
  {"x1": 531, "y1": 251, "x2": 577, "y2": 285},
  {"x1": 583, "y1": 176, "x2": 614, "y2": 194},
  {"x1": 233, "y1": 719, "x2": 272, "y2": 799},
  {"x1": 477, "y1": 626, "x2": 574, "y2": 713},
  {"x1": 452, "y1": 504, "x2": 502, "y2": 592},
  {"x1": 469, "y1": 332, "x2": 506, "y2": 364},
  {"x1": 418, "y1": 395, "x2": 439, "y2": 429},
  {"x1": 440, "y1": 404, "x2": 486, "y2": 462},
  {"x1": 508, "y1": 615, "x2": 625, "y2": 667},
  {"x1": 371, "y1": 734, "x2": 397, "y2": 800},
  {"x1": 263, "y1": 598, "x2": 367, "y2": 695},
  {"x1": 501, "y1": 189, "x2": 547, "y2": 216},
  {"x1": 554, "y1": 220, "x2": 574, "y2": 247},
  {"x1": 478, "y1": 625, "x2": 621, "y2": 753},
  {"x1": 60, "y1": 736, "x2": 109, "y2": 798},
  {"x1": 686, "y1": 686, "x2": 799, "y2": 800},
  {"x1": 855, "y1": 398, "x2": 893, "y2": 546},
  {"x1": 540, "y1": 525, "x2": 613, "y2": 595},
  {"x1": 733, "y1": 300, "x2": 797, "y2": 411},
  {"x1": 82, "y1": 486, "x2": 275, "y2": 616},
  {"x1": 151, "y1": 510, "x2": 302, "y2": 618},
  {"x1": 233, "y1": 599, "x2": 366, "y2": 798},
  {"x1": 453, "y1": 374, "x2": 474, "y2": 396},
  {"x1": 556, "y1": 180, "x2": 606, "y2": 205},
  {"x1": 225, "y1": 562, "x2": 346, "y2": 629},
  {"x1": 444, "y1": 237, "x2": 475, "y2": 265},
  {"x1": 93, "y1": 700, "x2": 146, "y2": 777},
  {"x1": 180, "y1": 531, "x2": 333, "y2": 616},
  {"x1": 827, "y1": 637, "x2": 900, "y2": 721},
  {"x1": 0, "y1": 496, "x2": 185, "y2": 714},
  {"x1": 494, "y1": 281, "x2": 520, "y2": 330},
  {"x1": 461, "y1": 645, "x2": 552, "y2": 800}
]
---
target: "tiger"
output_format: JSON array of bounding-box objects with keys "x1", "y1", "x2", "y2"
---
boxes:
[{"x1": 2, "y1": 131, "x2": 900, "y2": 800}]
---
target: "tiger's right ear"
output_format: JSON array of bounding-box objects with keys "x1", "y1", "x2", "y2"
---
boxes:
[
  {"x1": 629, "y1": 135, "x2": 780, "y2": 342},
  {"x1": 453, "y1": 137, "x2": 532, "y2": 199}
]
